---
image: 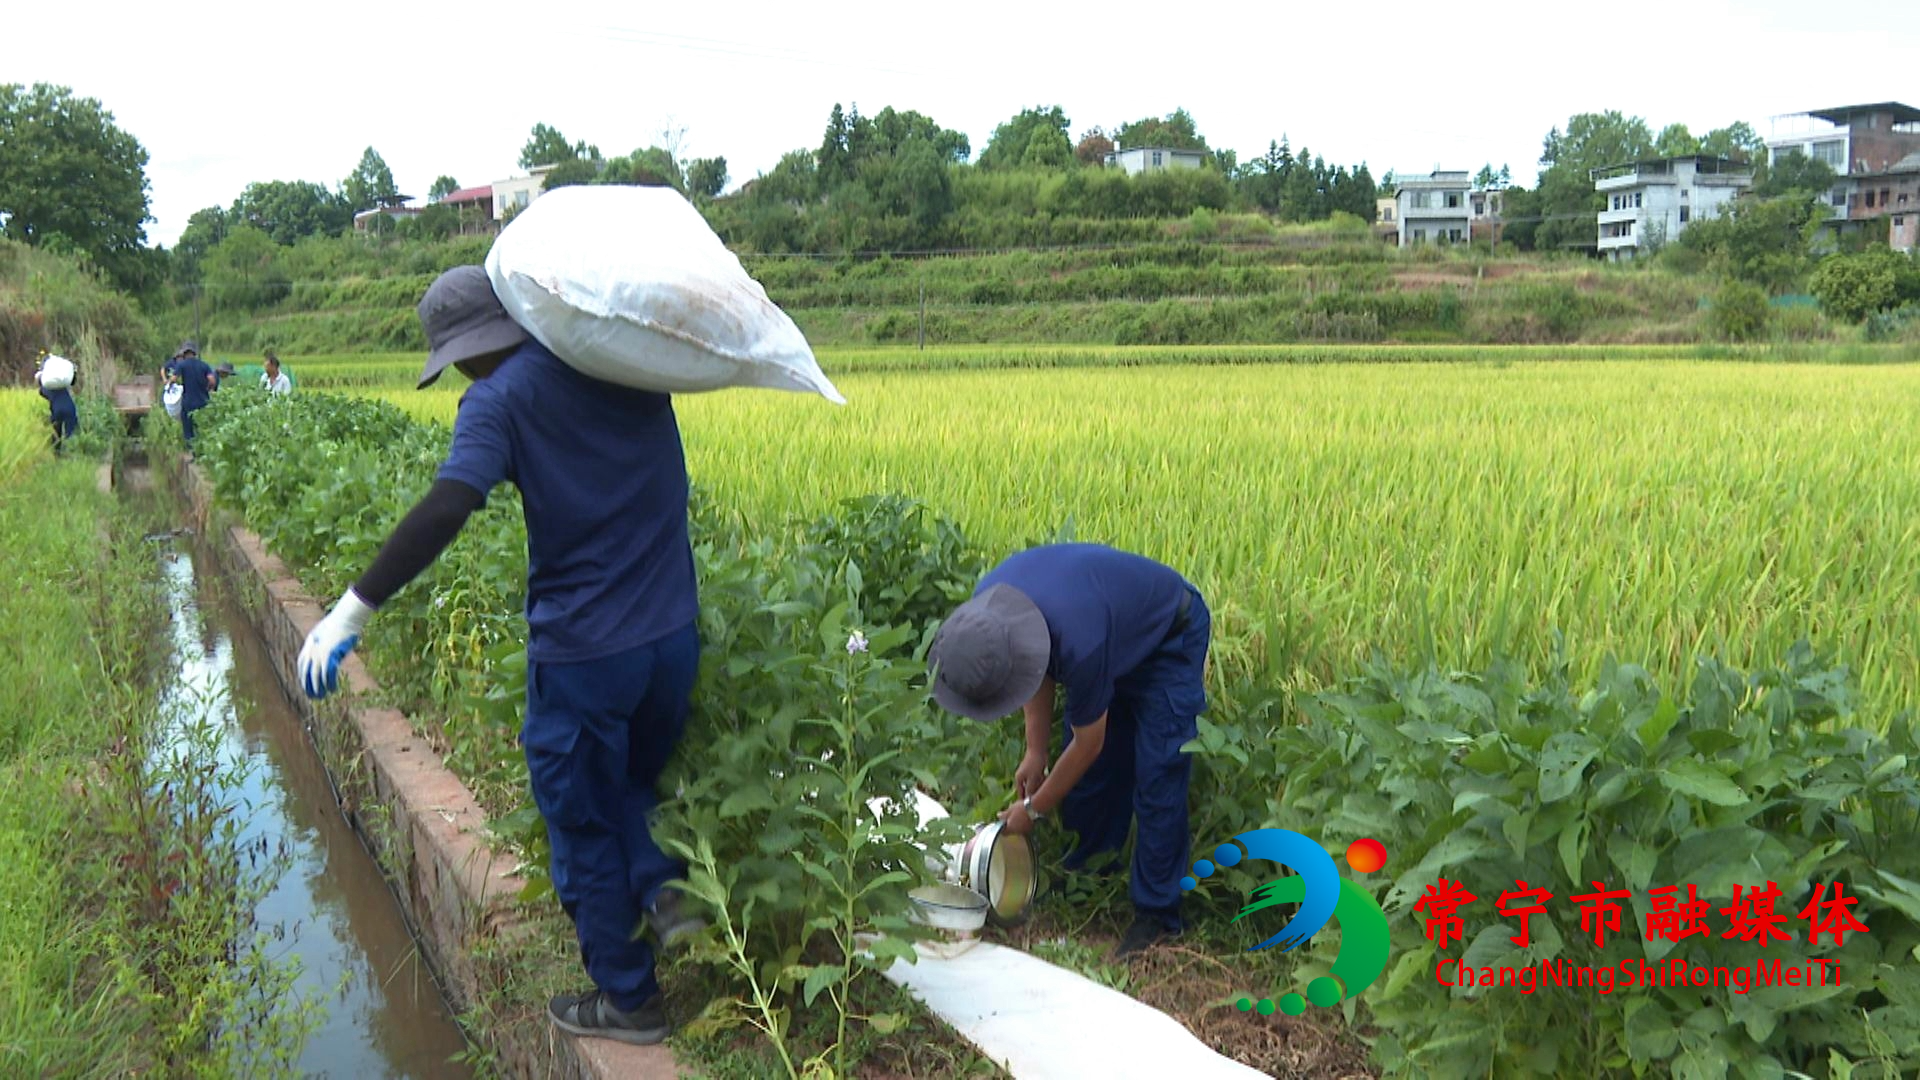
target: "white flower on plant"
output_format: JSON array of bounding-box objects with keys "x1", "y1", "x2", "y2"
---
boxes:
[{"x1": 846, "y1": 630, "x2": 869, "y2": 655}]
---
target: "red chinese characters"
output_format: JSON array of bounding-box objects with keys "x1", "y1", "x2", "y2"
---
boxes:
[{"x1": 1414, "y1": 879, "x2": 1477, "y2": 950}]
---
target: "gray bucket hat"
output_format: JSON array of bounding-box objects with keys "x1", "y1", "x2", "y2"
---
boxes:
[
  {"x1": 928, "y1": 585, "x2": 1051, "y2": 722},
  {"x1": 416, "y1": 266, "x2": 528, "y2": 389},
  {"x1": 176, "y1": 340, "x2": 199, "y2": 358}
]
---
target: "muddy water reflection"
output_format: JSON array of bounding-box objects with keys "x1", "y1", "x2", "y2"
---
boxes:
[{"x1": 156, "y1": 544, "x2": 475, "y2": 1079}]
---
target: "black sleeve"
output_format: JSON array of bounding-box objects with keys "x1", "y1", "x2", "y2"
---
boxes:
[{"x1": 352, "y1": 479, "x2": 485, "y2": 607}]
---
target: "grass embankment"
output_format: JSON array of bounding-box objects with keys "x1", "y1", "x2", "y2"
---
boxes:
[
  {"x1": 0, "y1": 395, "x2": 312, "y2": 1077},
  {"x1": 165, "y1": 221, "x2": 1816, "y2": 355},
  {"x1": 0, "y1": 238, "x2": 156, "y2": 381}
]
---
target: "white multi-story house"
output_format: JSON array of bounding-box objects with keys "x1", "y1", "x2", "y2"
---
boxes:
[
  {"x1": 1394, "y1": 170, "x2": 1472, "y2": 247},
  {"x1": 1103, "y1": 146, "x2": 1208, "y2": 175},
  {"x1": 1765, "y1": 103, "x2": 1920, "y2": 238},
  {"x1": 1589, "y1": 155, "x2": 1753, "y2": 260}
]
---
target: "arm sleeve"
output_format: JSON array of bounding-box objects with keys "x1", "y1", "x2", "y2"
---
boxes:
[{"x1": 351, "y1": 479, "x2": 485, "y2": 607}]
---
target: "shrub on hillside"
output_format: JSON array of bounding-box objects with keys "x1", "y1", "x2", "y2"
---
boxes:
[{"x1": 1710, "y1": 281, "x2": 1770, "y2": 342}]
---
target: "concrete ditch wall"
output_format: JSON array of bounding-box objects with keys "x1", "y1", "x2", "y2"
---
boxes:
[{"x1": 163, "y1": 453, "x2": 680, "y2": 1080}]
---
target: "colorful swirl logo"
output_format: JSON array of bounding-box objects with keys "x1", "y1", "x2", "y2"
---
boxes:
[{"x1": 1180, "y1": 829, "x2": 1392, "y2": 1016}]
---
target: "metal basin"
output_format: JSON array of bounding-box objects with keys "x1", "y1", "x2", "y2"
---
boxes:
[
  {"x1": 948, "y1": 820, "x2": 1036, "y2": 928},
  {"x1": 910, "y1": 882, "x2": 989, "y2": 934}
]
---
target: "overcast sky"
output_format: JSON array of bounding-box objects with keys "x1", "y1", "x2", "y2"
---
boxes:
[{"x1": 16, "y1": 0, "x2": 1920, "y2": 249}]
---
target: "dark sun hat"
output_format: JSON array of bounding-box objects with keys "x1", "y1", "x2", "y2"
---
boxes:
[
  {"x1": 416, "y1": 266, "x2": 528, "y2": 389},
  {"x1": 928, "y1": 584, "x2": 1051, "y2": 722}
]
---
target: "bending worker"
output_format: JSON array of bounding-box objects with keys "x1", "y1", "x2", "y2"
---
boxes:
[
  {"x1": 296, "y1": 266, "x2": 702, "y2": 1046},
  {"x1": 928, "y1": 543, "x2": 1211, "y2": 958}
]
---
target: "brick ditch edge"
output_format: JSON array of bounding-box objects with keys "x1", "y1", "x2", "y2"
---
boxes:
[{"x1": 162, "y1": 452, "x2": 681, "y2": 1080}]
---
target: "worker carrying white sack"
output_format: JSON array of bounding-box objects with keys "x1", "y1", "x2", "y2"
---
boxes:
[
  {"x1": 295, "y1": 207, "x2": 839, "y2": 1046},
  {"x1": 483, "y1": 184, "x2": 843, "y2": 404}
]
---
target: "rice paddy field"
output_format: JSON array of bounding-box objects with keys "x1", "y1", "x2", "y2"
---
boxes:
[
  {"x1": 0, "y1": 389, "x2": 50, "y2": 485},
  {"x1": 295, "y1": 349, "x2": 1920, "y2": 723}
]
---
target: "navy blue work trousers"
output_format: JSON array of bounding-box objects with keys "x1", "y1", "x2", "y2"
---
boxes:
[
  {"x1": 1059, "y1": 585, "x2": 1211, "y2": 929},
  {"x1": 523, "y1": 621, "x2": 700, "y2": 1011}
]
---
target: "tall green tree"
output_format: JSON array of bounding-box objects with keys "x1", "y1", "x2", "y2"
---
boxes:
[
  {"x1": 542, "y1": 158, "x2": 602, "y2": 190},
  {"x1": 202, "y1": 225, "x2": 285, "y2": 310},
  {"x1": 521, "y1": 123, "x2": 598, "y2": 169},
  {"x1": 229, "y1": 180, "x2": 352, "y2": 244},
  {"x1": 867, "y1": 107, "x2": 969, "y2": 163},
  {"x1": 979, "y1": 106, "x2": 1071, "y2": 170},
  {"x1": 0, "y1": 82, "x2": 153, "y2": 290},
  {"x1": 1074, "y1": 127, "x2": 1115, "y2": 166},
  {"x1": 1754, "y1": 149, "x2": 1837, "y2": 198},
  {"x1": 1700, "y1": 121, "x2": 1766, "y2": 163},
  {"x1": 1533, "y1": 111, "x2": 1655, "y2": 252},
  {"x1": 172, "y1": 206, "x2": 230, "y2": 280},
  {"x1": 597, "y1": 147, "x2": 682, "y2": 190},
  {"x1": 1676, "y1": 191, "x2": 1828, "y2": 291},
  {"x1": 428, "y1": 175, "x2": 460, "y2": 202},
  {"x1": 342, "y1": 147, "x2": 399, "y2": 211},
  {"x1": 686, "y1": 157, "x2": 728, "y2": 199},
  {"x1": 1654, "y1": 123, "x2": 1700, "y2": 157},
  {"x1": 1113, "y1": 108, "x2": 1209, "y2": 152}
]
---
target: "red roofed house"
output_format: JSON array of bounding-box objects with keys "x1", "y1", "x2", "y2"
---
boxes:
[{"x1": 439, "y1": 184, "x2": 498, "y2": 235}]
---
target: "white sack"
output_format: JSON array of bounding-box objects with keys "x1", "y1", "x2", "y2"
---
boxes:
[
  {"x1": 484, "y1": 185, "x2": 844, "y2": 404},
  {"x1": 38, "y1": 355, "x2": 75, "y2": 391}
]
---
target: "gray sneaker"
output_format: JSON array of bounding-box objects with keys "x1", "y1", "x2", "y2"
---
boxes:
[
  {"x1": 548, "y1": 989, "x2": 670, "y2": 1046},
  {"x1": 647, "y1": 888, "x2": 708, "y2": 950}
]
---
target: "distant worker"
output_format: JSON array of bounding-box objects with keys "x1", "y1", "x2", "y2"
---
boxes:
[
  {"x1": 928, "y1": 543, "x2": 1212, "y2": 959},
  {"x1": 295, "y1": 266, "x2": 704, "y2": 1046},
  {"x1": 262, "y1": 353, "x2": 292, "y2": 396},
  {"x1": 35, "y1": 349, "x2": 79, "y2": 455},
  {"x1": 170, "y1": 341, "x2": 216, "y2": 443},
  {"x1": 213, "y1": 361, "x2": 237, "y2": 391}
]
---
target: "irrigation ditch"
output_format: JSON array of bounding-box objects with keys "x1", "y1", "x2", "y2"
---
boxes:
[{"x1": 108, "y1": 437, "x2": 682, "y2": 1079}]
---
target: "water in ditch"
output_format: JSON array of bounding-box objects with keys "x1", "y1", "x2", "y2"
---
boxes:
[{"x1": 152, "y1": 535, "x2": 477, "y2": 1079}]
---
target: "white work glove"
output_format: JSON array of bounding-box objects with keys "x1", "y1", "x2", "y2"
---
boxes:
[{"x1": 298, "y1": 589, "x2": 376, "y2": 699}]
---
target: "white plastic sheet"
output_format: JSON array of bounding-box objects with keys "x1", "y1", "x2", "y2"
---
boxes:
[
  {"x1": 876, "y1": 789, "x2": 1275, "y2": 1079},
  {"x1": 879, "y1": 940, "x2": 1276, "y2": 1079}
]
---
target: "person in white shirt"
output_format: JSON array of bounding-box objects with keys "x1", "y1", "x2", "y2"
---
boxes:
[{"x1": 262, "y1": 353, "x2": 292, "y2": 396}]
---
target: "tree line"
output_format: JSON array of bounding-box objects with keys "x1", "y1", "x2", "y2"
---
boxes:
[{"x1": 5, "y1": 79, "x2": 1917, "y2": 330}]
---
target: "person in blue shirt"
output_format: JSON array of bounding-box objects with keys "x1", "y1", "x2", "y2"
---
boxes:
[
  {"x1": 36, "y1": 350, "x2": 79, "y2": 454},
  {"x1": 170, "y1": 342, "x2": 216, "y2": 443},
  {"x1": 928, "y1": 544, "x2": 1212, "y2": 959},
  {"x1": 295, "y1": 266, "x2": 702, "y2": 1046}
]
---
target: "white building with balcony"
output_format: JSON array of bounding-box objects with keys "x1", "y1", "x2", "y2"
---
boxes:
[
  {"x1": 1394, "y1": 170, "x2": 1473, "y2": 247},
  {"x1": 1589, "y1": 155, "x2": 1752, "y2": 261}
]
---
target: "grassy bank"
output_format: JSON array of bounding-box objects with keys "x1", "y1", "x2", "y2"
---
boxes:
[
  {"x1": 160, "y1": 224, "x2": 1850, "y2": 355},
  {"x1": 0, "y1": 414, "x2": 313, "y2": 1075}
]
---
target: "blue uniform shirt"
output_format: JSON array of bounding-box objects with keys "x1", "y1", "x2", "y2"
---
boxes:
[
  {"x1": 174, "y1": 358, "x2": 215, "y2": 412},
  {"x1": 976, "y1": 544, "x2": 1192, "y2": 727},
  {"x1": 41, "y1": 384, "x2": 77, "y2": 420},
  {"x1": 437, "y1": 341, "x2": 698, "y2": 664}
]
